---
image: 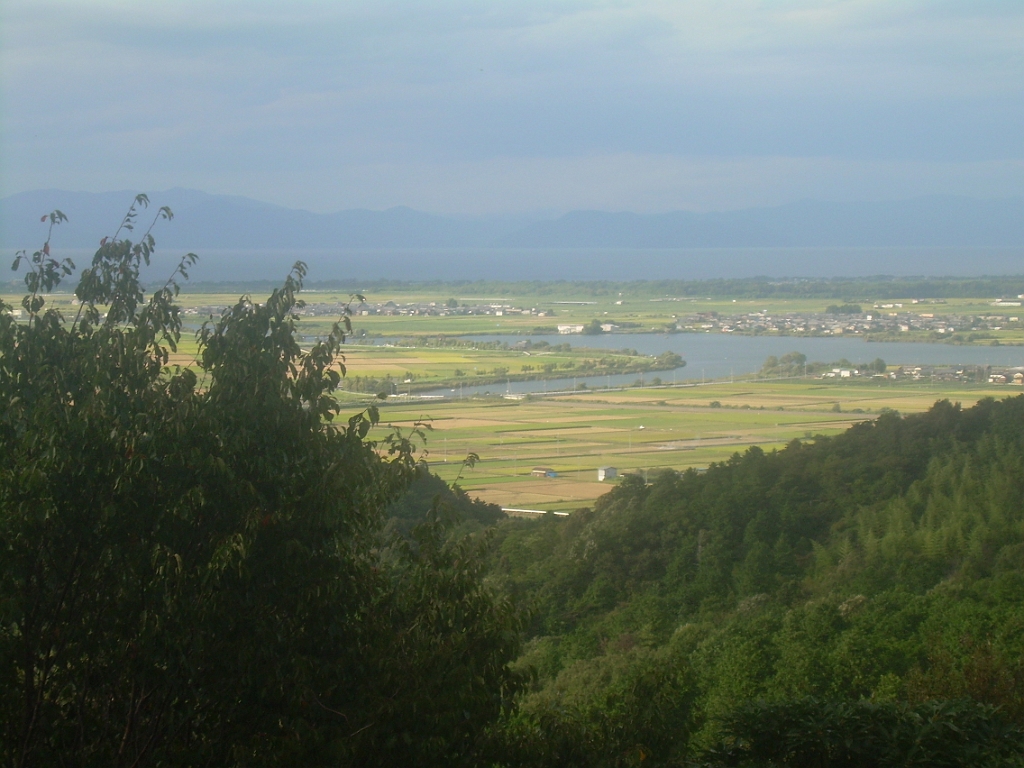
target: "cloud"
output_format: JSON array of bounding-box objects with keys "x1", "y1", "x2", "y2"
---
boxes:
[{"x1": 2, "y1": 0, "x2": 1022, "y2": 211}]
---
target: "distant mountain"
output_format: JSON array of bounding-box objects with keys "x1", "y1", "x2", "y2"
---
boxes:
[
  {"x1": 0, "y1": 189, "x2": 524, "y2": 250},
  {"x1": 2, "y1": 190, "x2": 1021, "y2": 253},
  {"x1": 497, "y1": 197, "x2": 1024, "y2": 248}
]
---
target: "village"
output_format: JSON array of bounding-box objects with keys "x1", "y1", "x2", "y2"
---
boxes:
[
  {"x1": 676, "y1": 303, "x2": 1023, "y2": 338},
  {"x1": 177, "y1": 295, "x2": 1024, "y2": 345}
]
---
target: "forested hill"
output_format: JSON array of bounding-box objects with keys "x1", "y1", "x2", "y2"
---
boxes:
[{"x1": 486, "y1": 396, "x2": 1024, "y2": 764}]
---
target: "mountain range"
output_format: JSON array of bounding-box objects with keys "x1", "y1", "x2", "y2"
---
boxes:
[{"x1": 2, "y1": 189, "x2": 1022, "y2": 251}]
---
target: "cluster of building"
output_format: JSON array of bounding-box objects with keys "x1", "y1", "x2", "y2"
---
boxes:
[
  {"x1": 178, "y1": 296, "x2": 1024, "y2": 339},
  {"x1": 818, "y1": 365, "x2": 1024, "y2": 384},
  {"x1": 181, "y1": 300, "x2": 555, "y2": 319},
  {"x1": 557, "y1": 323, "x2": 620, "y2": 334},
  {"x1": 819, "y1": 368, "x2": 881, "y2": 379},
  {"x1": 348, "y1": 300, "x2": 551, "y2": 318},
  {"x1": 676, "y1": 307, "x2": 1020, "y2": 337},
  {"x1": 987, "y1": 369, "x2": 1024, "y2": 385},
  {"x1": 181, "y1": 305, "x2": 227, "y2": 316},
  {"x1": 884, "y1": 366, "x2": 989, "y2": 382}
]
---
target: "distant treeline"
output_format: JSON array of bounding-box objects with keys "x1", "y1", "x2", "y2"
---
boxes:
[{"x1": 80, "y1": 276, "x2": 1024, "y2": 299}]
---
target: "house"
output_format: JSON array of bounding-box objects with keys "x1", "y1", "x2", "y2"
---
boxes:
[
  {"x1": 597, "y1": 466, "x2": 617, "y2": 481},
  {"x1": 557, "y1": 324, "x2": 584, "y2": 334},
  {"x1": 531, "y1": 467, "x2": 557, "y2": 478}
]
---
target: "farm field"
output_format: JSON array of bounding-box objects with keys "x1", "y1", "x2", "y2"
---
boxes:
[
  {"x1": 281, "y1": 292, "x2": 1024, "y2": 341},
  {"x1": 330, "y1": 342, "x2": 671, "y2": 393},
  {"x1": 139, "y1": 337, "x2": 669, "y2": 392},
  {"x1": 4, "y1": 287, "x2": 1019, "y2": 514},
  {"x1": 0, "y1": 290, "x2": 683, "y2": 390},
  {"x1": 6, "y1": 288, "x2": 1024, "y2": 343},
  {"x1": 361, "y1": 378, "x2": 1011, "y2": 513},
  {"x1": 4, "y1": 286, "x2": 1020, "y2": 511}
]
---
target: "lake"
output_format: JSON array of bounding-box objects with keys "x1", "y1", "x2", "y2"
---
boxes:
[{"x1": 42, "y1": 245, "x2": 1024, "y2": 284}]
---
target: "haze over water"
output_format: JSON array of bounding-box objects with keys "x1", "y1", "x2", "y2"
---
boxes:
[{"x1": 56, "y1": 246, "x2": 1024, "y2": 286}]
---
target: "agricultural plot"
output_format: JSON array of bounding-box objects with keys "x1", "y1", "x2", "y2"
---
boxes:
[
  {"x1": 5, "y1": 286, "x2": 1018, "y2": 515},
  {"x1": 362, "y1": 379, "x2": 1005, "y2": 513},
  {"x1": 333, "y1": 343, "x2": 590, "y2": 391},
  {"x1": 9, "y1": 288, "x2": 1023, "y2": 344}
]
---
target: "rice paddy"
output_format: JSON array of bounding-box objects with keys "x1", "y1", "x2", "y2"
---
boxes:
[
  {"x1": 363, "y1": 378, "x2": 1008, "y2": 512},
  {"x1": 5, "y1": 286, "x2": 1019, "y2": 512}
]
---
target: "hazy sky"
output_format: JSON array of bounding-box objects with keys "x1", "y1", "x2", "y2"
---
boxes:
[{"x1": 2, "y1": 1, "x2": 1022, "y2": 215}]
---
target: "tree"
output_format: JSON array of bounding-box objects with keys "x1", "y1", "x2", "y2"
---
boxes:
[
  {"x1": 703, "y1": 697, "x2": 1024, "y2": 767},
  {"x1": 825, "y1": 303, "x2": 862, "y2": 315},
  {"x1": 0, "y1": 198, "x2": 523, "y2": 767}
]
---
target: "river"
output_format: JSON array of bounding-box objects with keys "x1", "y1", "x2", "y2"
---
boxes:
[{"x1": 415, "y1": 332, "x2": 1024, "y2": 397}]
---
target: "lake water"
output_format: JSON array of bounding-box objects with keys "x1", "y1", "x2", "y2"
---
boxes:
[
  {"x1": 416, "y1": 333, "x2": 1024, "y2": 397},
  {"x1": 35, "y1": 245, "x2": 1024, "y2": 284}
]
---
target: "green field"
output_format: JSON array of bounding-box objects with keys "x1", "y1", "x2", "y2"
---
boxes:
[
  {"x1": 5, "y1": 285, "x2": 1019, "y2": 514},
  {"x1": 360, "y1": 378, "x2": 1009, "y2": 512},
  {"x1": 6, "y1": 287, "x2": 1024, "y2": 344}
]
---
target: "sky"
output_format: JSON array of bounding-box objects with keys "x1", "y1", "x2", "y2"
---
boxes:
[{"x1": 2, "y1": 1, "x2": 1022, "y2": 216}]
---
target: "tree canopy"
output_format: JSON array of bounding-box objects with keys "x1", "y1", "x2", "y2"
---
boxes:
[
  {"x1": 485, "y1": 395, "x2": 1024, "y2": 765},
  {"x1": 0, "y1": 198, "x2": 523, "y2": 767}
]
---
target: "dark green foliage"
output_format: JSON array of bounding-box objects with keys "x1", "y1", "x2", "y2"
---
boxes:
[
  {"x1": 760, "y1": 352, "x2": 807, "y2": 377},
  {"x1": 825, "y1": 303, "x2": 863, "y2": 314},
  {"x1": 492, "y1": 644, "x2": 696, "y2": 767},
  {"x1": 0, "y1": 203, "x2": 523, "y2": 767},
  {"x1": 388, "y1": 466, "x2": 506, "y2": 536},
  {"x1": 703, "y1": 697, "x2": 1024, "y2": 767},
  {"x1": 761, "y1": 353, "x2": 885, "y2": 378},
  {"x1": 656, "y1": 350, "x2": 685, "y2": 369},
  {"x1": 489, "y1": 395, "x2": 1024, "y2": 762}
]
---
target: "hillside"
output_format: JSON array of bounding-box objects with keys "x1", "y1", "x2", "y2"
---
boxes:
[
  {"x1": 0, "y1": 189, "x2": 520, "y2": 250},
  {"x1": 481, "y1": 396, "x2": 1024, "y2": 765}
]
